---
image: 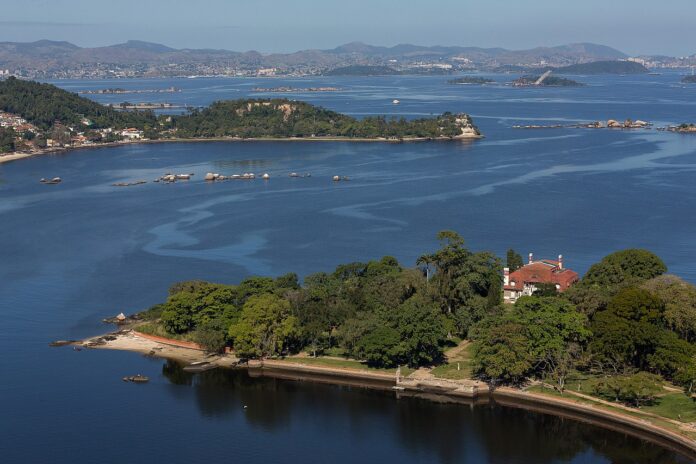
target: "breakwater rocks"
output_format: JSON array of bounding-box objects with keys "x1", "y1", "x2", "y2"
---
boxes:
[{"x1": 659, "y1": 124, "x2": 696, "y2": 133}]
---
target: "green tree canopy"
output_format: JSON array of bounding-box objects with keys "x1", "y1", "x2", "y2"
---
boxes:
[
  {"x1": 582, "y1": 249, "x2": 667, "y2": 289},
  {"x1": 642, "y1": 275, "x2": 696, "y2": 342},
  {"x1": 228, "y1": 293, "x2": 300, "y2": 358}
]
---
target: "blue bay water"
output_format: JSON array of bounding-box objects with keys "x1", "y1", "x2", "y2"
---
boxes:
[{"x1": 1, "y1": 74, "x2": 695, "y2": 463}]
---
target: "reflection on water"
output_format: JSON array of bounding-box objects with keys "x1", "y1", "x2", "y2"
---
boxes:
[{"x1": 160, "y1": 361, "x2": 691, "y2": 464}]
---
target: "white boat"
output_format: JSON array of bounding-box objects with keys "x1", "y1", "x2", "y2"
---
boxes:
[{"x1": 392, "y1": 99, "x2": 400, "y2": 104}]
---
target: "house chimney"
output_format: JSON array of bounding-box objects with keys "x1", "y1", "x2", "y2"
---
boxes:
[
  {"x1": 558, "y1": 254, "x2": 563, "y2": 269},
  {"x1": 528, "y1": 252, "x2": 533, "y2": 264},
  {"x1": 503, "y1": 267, "x2": 510, "y2": 286}
]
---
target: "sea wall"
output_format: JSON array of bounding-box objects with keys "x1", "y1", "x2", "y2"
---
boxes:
[{"x1": 244, "y1": 359, "x2": 696, "y2": 460}]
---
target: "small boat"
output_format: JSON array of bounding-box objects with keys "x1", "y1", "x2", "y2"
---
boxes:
[
  {"x1": 183, "y1": 361, "x2": 217, "y2": 372},
  {"x1": 392, "y1": 99, "x2": 400, "y2": 104},
  {"x1": 123, "y1": 375, "x2": 149, "y2": 383}
]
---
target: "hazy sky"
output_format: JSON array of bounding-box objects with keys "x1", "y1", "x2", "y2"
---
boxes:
[{"x1": 0, "y1": 0, "x2": 694, "y2": 56}]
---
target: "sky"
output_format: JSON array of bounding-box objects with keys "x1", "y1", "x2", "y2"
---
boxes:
[{"x1": 0, "y1": 0, "x2": 694, "y2": 56}]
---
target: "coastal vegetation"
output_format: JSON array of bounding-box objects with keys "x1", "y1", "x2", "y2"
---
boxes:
[
  {"x1": 474, "y1": 249, "x2": 696, "y2": 405},
  {"x1": 0, "y1": 127, "x2": 15, "y2": 153},
  {"x1": 683, "y1": 76, "x2": 696, "y2": 84},
  {"x1": 0, "y1": 77, "x2": 157, "y2": 130},
  {"x1": 137, "y1": 231, "x2": 500, "y2": 366},
  {"x1": 169, "y1": 100, "x2": 479, "y2": 139},
  {"x1": 132, "y1": 232, "x2": 696, "y2": 414},
  {"x1": 0, "y1": 78, "x2": 480, "y2": 154}
]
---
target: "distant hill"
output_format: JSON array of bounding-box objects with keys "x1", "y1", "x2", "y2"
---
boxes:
[{"x1": 554, "y1": 60, "x2": 649, "y2": 74}]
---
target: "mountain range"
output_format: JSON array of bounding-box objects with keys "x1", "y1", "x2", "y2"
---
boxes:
[
  {"x1": 0, "y1": 39, "x2": 628, "y2": 66},
  {"x1": 0, "y1": 40, "x2": 689, "y2": 78}
]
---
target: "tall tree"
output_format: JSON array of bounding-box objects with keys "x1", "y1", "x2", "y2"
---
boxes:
[
  {"x1": 506, "y1": 249, "x2": 524, "y2": 272},
  {"x1": 228, "y1": 293, "x2": 300, "y2": 358}
]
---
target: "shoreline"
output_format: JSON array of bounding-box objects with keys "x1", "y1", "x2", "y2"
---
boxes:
[
  {"x1": 0, "y1": 134, "x2": 482, "y2": 166},
  {"x1": 76, "y1": 329, "x2": 696, "y2": 458}
]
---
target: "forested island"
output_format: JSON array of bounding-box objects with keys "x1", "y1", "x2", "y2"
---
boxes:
[
  {"x1": 448, "y1": 76, "x2": 495, "y2": 85},
  {"x1": 512, "y1": 75, "x2": 584, "y2": 87},
  {"x1": 0, "y1": 77, "x2": 480, "y2": 155},
  {"x1": 124, "y1": 231, "x2": 696, "y2": 407}
]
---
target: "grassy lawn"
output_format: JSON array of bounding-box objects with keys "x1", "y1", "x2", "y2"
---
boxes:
[
  {"x1": 431, "y1": 360, "x2": 473, "y2": 379},
  {"x1": 280, "y1": 356, "x2": 413, "y2": 376},
  {"x1": 431, "y1": 341, "x2": 474, "y2": 380},
  {"x1": 644, "y1": 393, "x2": 696, "y2": 422}
]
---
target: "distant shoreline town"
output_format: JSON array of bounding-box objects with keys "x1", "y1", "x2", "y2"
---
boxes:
[{"x1": 0, "y1": 39, "x2": 695, "y2": 80}]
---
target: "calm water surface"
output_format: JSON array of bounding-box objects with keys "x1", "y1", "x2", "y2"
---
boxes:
[{"x1": 1, "y1": 74, "x2": 696, "y2": 463}]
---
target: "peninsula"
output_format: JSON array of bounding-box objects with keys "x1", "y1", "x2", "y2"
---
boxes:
[
  {"x1": 0, "y1": 77, "x2": 481, "y2": 161},
  {"x1": 76, "y1": 233, "x2": 696, "y2": 455}
]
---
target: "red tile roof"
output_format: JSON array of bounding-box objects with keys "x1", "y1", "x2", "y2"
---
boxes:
[{"x1": 505, "y1": 260, "x2": 578, "y2": 292}]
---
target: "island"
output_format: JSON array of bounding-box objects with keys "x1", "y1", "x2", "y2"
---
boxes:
[
  {"x1": 0, "y1": 77, "x2": 481, "y2": 160},
  {"x1": 74, "y1": 232, "x2": 696, "y2": 454},
  {"x1": 512, "y1": 75, "x2": 584, "y2": 87},
  {"x1": 682, "y1": 76, "x2": 696, "y2": 84},
  {"x1": 251, "y1": 86, "x2": 341, "y2": 93},
  {"x1": 448, "y1": 76, "x2": 495, "y2": 85}
]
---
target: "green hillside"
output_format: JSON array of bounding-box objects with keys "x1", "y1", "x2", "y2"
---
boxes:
[{"x1": 0, "y1": 77, "x2": 157, "y2": 130}]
